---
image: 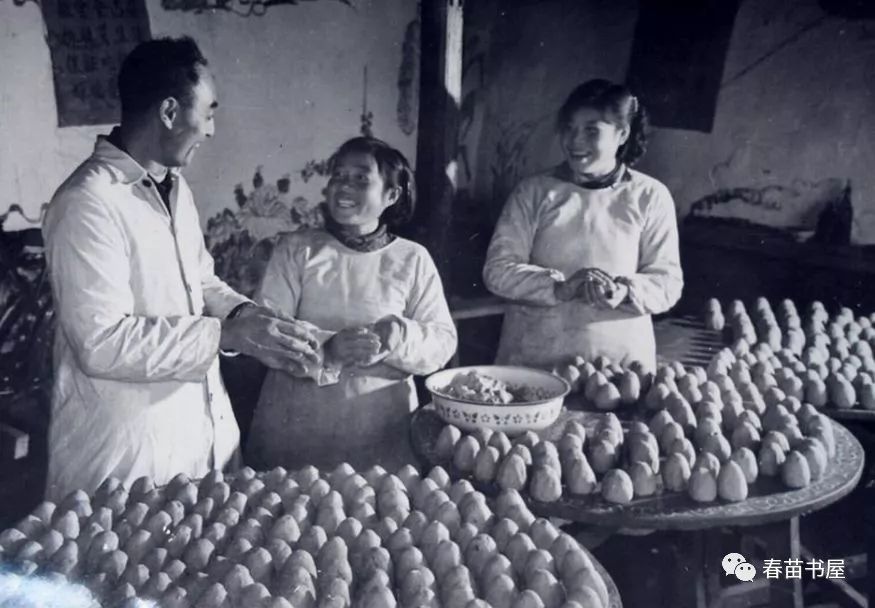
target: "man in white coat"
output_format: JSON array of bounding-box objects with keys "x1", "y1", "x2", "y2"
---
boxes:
[{"x1": 42, "y1": 37, "x2": 319, "y2": 501}]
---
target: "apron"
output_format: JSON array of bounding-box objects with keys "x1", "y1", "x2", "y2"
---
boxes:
[
  {"x1": 496, "y1": 303, "x2": 656, "y2": 371},
  {"x1": 246, "y1": 368, "x2": 417, "y2": 472}
]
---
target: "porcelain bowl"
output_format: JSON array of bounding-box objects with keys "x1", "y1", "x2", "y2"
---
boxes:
[{"x1": 425, "y1": 365, "x2": 570, "y2": 435}]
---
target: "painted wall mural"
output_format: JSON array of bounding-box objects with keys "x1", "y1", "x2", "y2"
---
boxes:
[
  {"x1": 687, "y1": 177, "x2": 853, "y2": 244},
  {"x1": 205, "y1": 167, "x2": 325, "y2": 298},
  {"x1": 688, "y1": 177, "x2": 850, "y2": 230}
]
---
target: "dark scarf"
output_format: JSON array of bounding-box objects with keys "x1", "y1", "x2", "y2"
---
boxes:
[
  {"x1": 322, "y1": 205, "x2": 395, "y2": 252},
  {"x1": 555, "y1": 162, "x2": 627, "y2": 190}
]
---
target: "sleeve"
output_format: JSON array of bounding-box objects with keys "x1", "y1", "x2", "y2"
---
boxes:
[
  {"x1": 198, "y1": 231, "x2": 250, "y2": 319},
  {"x1": 179, "y1": 179, "x2": 249, "y2": 318},
  {"x1": 43, "y1": 190, "x2": 221, "y2": 383},
  {"x1": 620, "y1": 183, "x2": 684, "y2": 315},
  {"x1": 381, "y1": 249, "x2": 458, "y2": 375},
  {"x1": 482, "y1": 180, "x2": 565, "y2": 306},
  {"x1": 254, "y1": 235, "x2": 339, "y2": 386},
  {"x1": 253, "y1": 235, "x2": 303, "y2": 321}
]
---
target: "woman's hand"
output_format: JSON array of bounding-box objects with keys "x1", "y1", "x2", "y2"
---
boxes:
[
  {"x1": 594, "y1": 282, "x2": 629, "y2": 309},
  {"x1": 373, "y1": 316, "x2": 404, "y2": 354},
  {"x1": 554, "y1": 279, "x2": 578, "y2": 302},
  {"x1": 556, "y1": 267, "x2": 617, "y2": 305},
  {"x1": 346, "y1": 317, "x2": 405, "y2": 367},
  {"x1": 325, "y1": 327, "x2": 382, "y2": 367}
]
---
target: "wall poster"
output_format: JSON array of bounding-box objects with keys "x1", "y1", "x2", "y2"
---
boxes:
[{"x1": 41, "y1": 0, "x2": 151, "y2": 126}]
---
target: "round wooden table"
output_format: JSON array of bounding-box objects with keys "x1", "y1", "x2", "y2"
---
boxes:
[
  {"x1": 411, "y1": 407, "x2": 864, "y2": 531},
  {"x1": 410, "y1": 406, "x2": 865, "y2": 608}
]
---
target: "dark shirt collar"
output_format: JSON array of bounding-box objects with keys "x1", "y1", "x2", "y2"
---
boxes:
[{"x1": 554, "y1": 162, "x2": 630, "y2": 190}]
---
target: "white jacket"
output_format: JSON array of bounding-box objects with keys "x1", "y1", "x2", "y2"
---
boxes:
[{"x1": 42, "y1": 135, "x2": 245, "y2": 501}]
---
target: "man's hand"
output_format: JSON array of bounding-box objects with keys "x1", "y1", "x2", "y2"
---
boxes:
[
  {"x1": 220, "y1": 306, "x2": 321, "y2": 372},
  {"x1": 325, "y1": 327, "x2": 382, "y2": 367}
]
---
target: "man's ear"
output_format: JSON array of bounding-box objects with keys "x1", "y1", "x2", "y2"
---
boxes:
[{"x1": 159, "y1": 97, "x2": 180, "y2": 130}]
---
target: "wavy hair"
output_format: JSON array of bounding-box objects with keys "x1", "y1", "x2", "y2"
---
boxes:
[{"x1": 556, "y1": 79, "x2": 649, "y2": 166}]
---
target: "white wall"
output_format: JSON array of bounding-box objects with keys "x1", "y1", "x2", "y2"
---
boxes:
[
  {"x1": 466, "y1": 0, "x2": 875, "y2": 243},
  {"x1": 0, "y1": 0, "x2": 417, "y2": 230},
  {"x1": 643, "y1": 0, "x2": 875, "y2": 242}
]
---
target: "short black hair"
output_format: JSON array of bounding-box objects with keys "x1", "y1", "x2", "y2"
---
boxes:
[
  {"x1": 328, "y1": 136, "x2": 417, "y2": 228},
  {"x1": 118, "y1": 36, "x2": 208, "y2": 124}
]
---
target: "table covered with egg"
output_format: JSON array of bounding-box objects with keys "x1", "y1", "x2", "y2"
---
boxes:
[
  {"x1": 0, "y1": 462, "x2": 620, "y2": 608},
  {"x1": 414, "y1": 296, "x2": 865, "y2": 530}
]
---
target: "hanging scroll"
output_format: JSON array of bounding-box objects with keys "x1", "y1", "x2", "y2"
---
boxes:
[{"x1": 41, "y1": 0, "x2": 151, "y2": 127}]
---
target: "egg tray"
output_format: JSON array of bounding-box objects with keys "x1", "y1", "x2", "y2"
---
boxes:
[
  {"x1": 0, "y1": 463, "x2": 621, "y2": 608},
  {"x1": 411, "y1": 408, "x2": 865, "y2": 531}
]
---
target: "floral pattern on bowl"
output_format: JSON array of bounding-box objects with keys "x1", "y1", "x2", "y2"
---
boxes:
[
  {"x1": 426, "y1": 365, "x2": 569, "y2": 435},
  {"x1": 433, "y1": 400, "x2": 563, "y2": 434}
]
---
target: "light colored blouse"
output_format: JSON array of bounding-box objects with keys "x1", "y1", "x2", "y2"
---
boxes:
[
  {"x1": 483, "y1": 167, "x2": 683, "y2": 370},
  {"x1": 246, "y1": 229, "x2": 457, "y2": 470}
]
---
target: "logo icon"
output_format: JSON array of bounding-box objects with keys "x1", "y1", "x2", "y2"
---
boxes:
[{"x1": 722, "y1": 552, "x2": 756, "y2": 582}]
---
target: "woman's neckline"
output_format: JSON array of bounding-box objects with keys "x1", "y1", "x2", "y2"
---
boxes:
[
  {"x1": 322, "y1": 227, "x2": 402, "y2": 254},
  {"x1": 321, "y1": 206, "x2": 398, "y2": 253},
  {"x1": 554, "y1": 162, "x2": 629, "y2": 190}
]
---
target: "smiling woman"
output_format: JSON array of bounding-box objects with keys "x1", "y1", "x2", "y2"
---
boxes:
[
  {"x1": 325, "y1": 149, "x2": 400, "y2": 235},
  {"x1": 482, "y1": 79, "x2": 684, "y2": 372},
  {"x1": 244, "y1": 136, "x2": 458, "y2": 472}
]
